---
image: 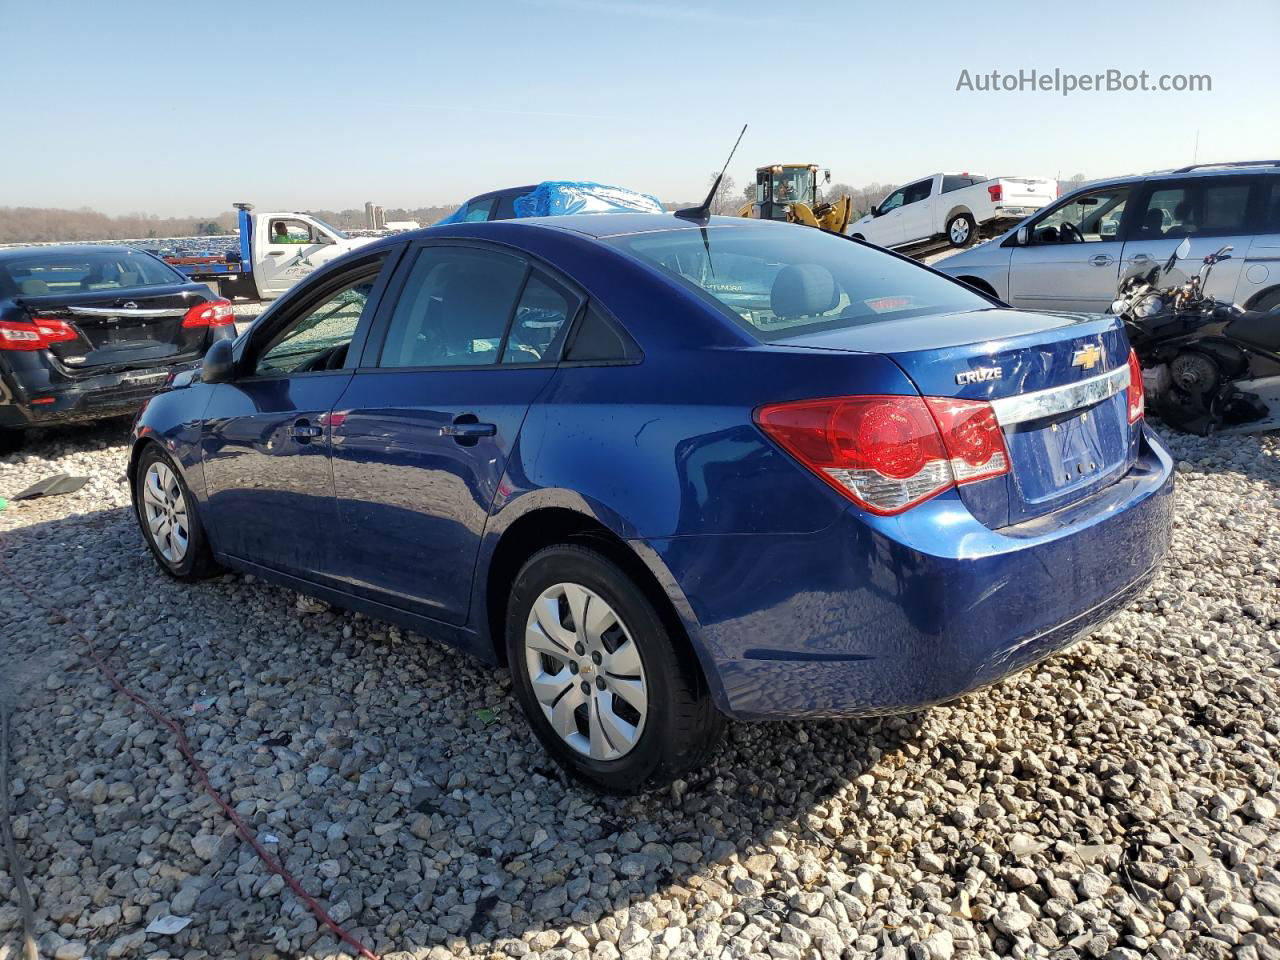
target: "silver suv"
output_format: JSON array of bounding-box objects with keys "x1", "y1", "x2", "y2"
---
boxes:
[{"x1": 937, "y1": 162, "x2": 1280, "y2": 314}]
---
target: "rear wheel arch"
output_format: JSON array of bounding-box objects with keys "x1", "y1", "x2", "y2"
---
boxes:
[{"x1": 483, "y1": 507, "x2": 709, "y2": 680}]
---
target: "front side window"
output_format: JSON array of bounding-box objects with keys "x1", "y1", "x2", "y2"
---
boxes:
[
  {"x1": 256, "y1": 262, "x2": 384, "y2": 375},
  {"x1": 878, "y1": 189, "x2": 905, "y2": 214},
  {"x1": 379, "y1": 247, "x2": 526, "y2": 368},
  {"x1": 268, "y1": 219, "x2": 316, "y2": 245},
  {"x1": 608, "y1": 224, "x2": 988, "y2": 341},
  {"x1": 1029, "y1": 186, "x2": 1130, "y2": 243}
]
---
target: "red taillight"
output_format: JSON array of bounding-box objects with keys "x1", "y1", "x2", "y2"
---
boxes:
[
  {"x1": 182, "y1": 298, "x2": 234, "y2": 328},
  {"x1": 987, "y1": 183, "x2": 1003, "y2": 202},
  {"x1": 755, "y1": 395, "x2": 1011, "y2": 516},
  {"x1": 1126, "y1": 348, "x2": 1144, "y2": 423},
  {"x1": 923, "y1": 397, "x2": 1010, "y2": 483},
  {"x1": 31, "y1": 317, "x2": 78, "y2": 343},
  {"x1": 0, "y1": 320, "x2": 49, "y2": 351}
]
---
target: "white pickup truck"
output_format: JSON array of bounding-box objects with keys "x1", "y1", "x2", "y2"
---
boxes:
[
  {"x1": 166, "y1": 204, "x2": 379, "y2": 300},
  {"x1": 848, "y1": 173, "x2": 1057, "y2": 250}
]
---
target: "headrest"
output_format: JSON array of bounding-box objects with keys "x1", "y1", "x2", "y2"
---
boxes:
[
  {"x1": 19, "y1": 277, "x2": 49, "y2": 296},
  {"x1": 771, "y1": 263, "x2": 839, "y2": 319}
]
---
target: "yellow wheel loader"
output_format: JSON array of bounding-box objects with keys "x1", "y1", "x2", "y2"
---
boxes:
[{"x1": 737, "y1": 164, "x2": 853, "y2": 235}]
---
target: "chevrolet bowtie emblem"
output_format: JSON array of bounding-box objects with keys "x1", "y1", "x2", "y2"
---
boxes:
[{"x1": 1072, "y1": 344, "x2": 1103, "y2": 370}]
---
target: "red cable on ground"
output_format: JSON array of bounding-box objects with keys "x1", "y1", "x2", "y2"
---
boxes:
[{"x1": 0, "y1": 551, "x2": 379, "y2": 960}]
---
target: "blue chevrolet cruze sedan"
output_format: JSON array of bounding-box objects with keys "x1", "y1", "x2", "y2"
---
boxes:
[{"x1": 129, "y1": 214, "x2": 1175, "y2": 791}]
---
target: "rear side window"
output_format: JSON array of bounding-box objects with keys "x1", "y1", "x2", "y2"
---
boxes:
[
  {"x1": 1135, "y1": 179, "x2": 1253, "y2": 238},
  {"x1": 504, "y1": 272, "x2": 574, "y2": 364},
  {"x1": 903, "y1": 180, "x2": 933, "y2": 204},
  {"x1": 461, "y1": 198, "x2": 497, "y2": 222},
  {"x1": 378, "y1": 247, "x2": 526, "y2": 368},
  {"x1": 1265, "y1": 179, "x2": 1280, "y2": 231},
  {"x1": 942, "y1": 175, "x2": 982, "y2": 193},
  {"x1": 608, "y1": 225, "x2": 987, "y2": 341}
]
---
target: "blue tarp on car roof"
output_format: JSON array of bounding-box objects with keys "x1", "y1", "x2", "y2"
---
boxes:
[
  {"x1": 436, "y1": 181, "x2": 665, "y2": 225},
  {"x1": 513, "y1": 181, "x2": 665, "y2": 218}
]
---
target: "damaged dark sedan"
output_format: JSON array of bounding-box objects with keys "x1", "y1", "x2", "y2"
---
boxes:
[{"x1": 0, "y1": 245, "x2": 235, "y2": 451}]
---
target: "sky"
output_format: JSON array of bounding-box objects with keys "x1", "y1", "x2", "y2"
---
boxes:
[{"x1": 4, "y1": 0, "x2": 1278, "y2": 217}]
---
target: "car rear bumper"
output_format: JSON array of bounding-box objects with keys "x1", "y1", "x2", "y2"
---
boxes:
[
  {"x1": 0, "y1": 359, "x2": 202, "y2": 429},
  {"x1": 641, "y1": 425, "x2": 1175, "y2": 720}
]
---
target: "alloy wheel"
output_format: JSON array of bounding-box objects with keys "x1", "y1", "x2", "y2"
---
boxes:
[
  {"x1": 950, "y1": 218, "x2": 971, "y2": 244},
  {"x1": 141, "y1": 461, "x2": 189, "y2": 564},
  {"x1": 523, "y1": 582, "x2": 648, "y2": 761}
]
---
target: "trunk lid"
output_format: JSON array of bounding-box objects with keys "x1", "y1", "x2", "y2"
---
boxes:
[
  {"x1": 18, "y1": 284, "x2": 209, "y2": 374},
  {"x1": 773, "y1": 308, "x2": 1136, "y2": 527}
]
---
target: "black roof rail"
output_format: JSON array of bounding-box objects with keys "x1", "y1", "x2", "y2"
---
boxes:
[{"x1": 1171, "y1": 160, "x2": 1280, "y2": 173}]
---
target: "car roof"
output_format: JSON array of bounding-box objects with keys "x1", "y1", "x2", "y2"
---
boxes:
[
  {"x1": 415, "y1": 212, "x2": 784, "y2": 242},
  {"x1": 1067, "y1": 161, "x2": 1280, "y2": 194},
  {"x1": 0, "y1": 243, "x2": 156, "y2": 262}
]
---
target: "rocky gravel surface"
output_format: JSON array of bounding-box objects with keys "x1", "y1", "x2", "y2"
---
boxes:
[{"x1": 0, "y1": 420, "x2": 1278, "y2": 960}]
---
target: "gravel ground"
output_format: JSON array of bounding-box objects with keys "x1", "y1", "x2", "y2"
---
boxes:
[{"x1": 0, "y1": 420, "x2": 1278, "y2": 960}]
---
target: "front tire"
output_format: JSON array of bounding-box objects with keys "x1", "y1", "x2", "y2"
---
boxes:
[
  {"x1": 947, "y1": 213, "x2": 976, "y2": 247},
  {"x1": 505, "y1": 544, "x2": 724, "y2": 792},
  {"x1": 134, "y1": 444, "x2": 219, "y2": 581}
]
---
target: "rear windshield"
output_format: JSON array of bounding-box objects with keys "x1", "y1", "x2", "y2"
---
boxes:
[
  {"x1": 606, "y1": 224, "x2": 989, "y2": 341},
  {"x1": 0, "y1": 249, "x2": 183, "y2": 299}
]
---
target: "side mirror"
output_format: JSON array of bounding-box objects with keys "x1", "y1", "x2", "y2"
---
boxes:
[
  {"x1": 1015, "y1": 225, "x2": 1029, "y2": 246},
  {"x1": 869, "y1": 204, "x2": 880, "y2": 217},
  {"x1": 202, "y1": 338, "x2": 236, "y2": 383},
  {"x1": 1175, "y1": 237, "x2": 1192, "y2": 261}
]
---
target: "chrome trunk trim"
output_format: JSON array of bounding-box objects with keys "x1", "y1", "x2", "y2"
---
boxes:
[
  {"x1": 990, "y1": 364, "x2": 1129, "y2": 427},
  {"x1": 66, "y1": 305, "x2": 184, "y2": 318}
]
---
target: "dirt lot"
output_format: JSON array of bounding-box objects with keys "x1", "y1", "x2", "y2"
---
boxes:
[{"x1": 0, "y1": 416, "x2": 1278, "y2": 960}]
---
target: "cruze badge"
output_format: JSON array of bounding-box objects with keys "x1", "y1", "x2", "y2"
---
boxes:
[
  {"x1": 1072, "y1": 344, "x2": 1103, "y2": 370},
  {"x1": 956, "y1": 366, "x2": 1002, "y2": 385}
]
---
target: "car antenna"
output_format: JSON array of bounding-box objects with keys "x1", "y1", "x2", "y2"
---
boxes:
[{"x1": 675, "y1": 124, "x2": 747, "y2": 222}]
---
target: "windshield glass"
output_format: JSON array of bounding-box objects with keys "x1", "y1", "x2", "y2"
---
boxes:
[
  {"x1": 772, "y1": 168, "x2": 814, "y2": 206},
  {"x1": 307, "y1": 215, "x2": 348, "y2": 240},
  {"x1": 606, "y1": 224, "x2": 989, "y2": 341},
  {"x1": 0, "y1": 248, "x2": 183, "y2": 298}
]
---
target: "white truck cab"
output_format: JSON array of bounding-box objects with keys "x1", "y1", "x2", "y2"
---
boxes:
[{"x1": 170, "y1": 204, "x2": 378, "y2": 300}]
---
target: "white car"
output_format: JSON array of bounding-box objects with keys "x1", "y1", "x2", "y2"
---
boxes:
[
  {"x1": 936, "y1": 162, "x2": 1280, "y2": 314},
  {"x1": 849, "y1": 173, "x2": 1056, "y2": 250}
]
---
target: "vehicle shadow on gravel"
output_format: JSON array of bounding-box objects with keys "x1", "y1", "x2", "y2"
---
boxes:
[{"x1": 0, "y1": 496, "x2": 933, "y2": 958}]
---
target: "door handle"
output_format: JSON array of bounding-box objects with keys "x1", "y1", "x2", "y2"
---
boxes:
[
  {"x1": 289, "y1": 419, "x2": 324, "y2": 441},
  {"x1": 1130, "y1": 253, "x2": 1153, "y2": 263},
  {"x1": 441, "y1": 421, "x2": 496, "y2": 439},
  {"x1": 267, "y1": 250, "x2": 285, "y2": 256},
  {"x1": 1089, "y1": 254, "x2": 1114, "y2": 266}
]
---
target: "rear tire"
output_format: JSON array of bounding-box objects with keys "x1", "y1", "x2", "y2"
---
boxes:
[
  {"x1": 947, "y1": 213, "x2": 976, "y2": 248},
  {"x1": 133, "y1": 444, "x2": 219, "y2": 581},
  {"x1": 505, "y1": 544, "x2": 725, "y2": 793}
]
